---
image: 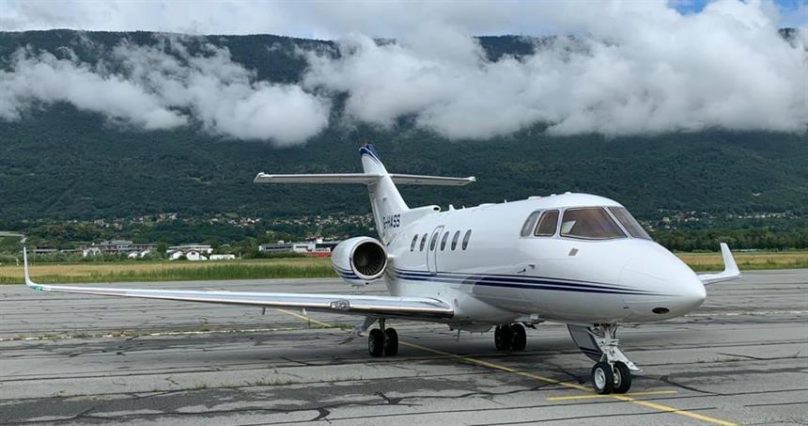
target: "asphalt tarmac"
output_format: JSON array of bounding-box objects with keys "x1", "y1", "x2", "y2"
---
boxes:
[{"x1": 1, "y1": 271, "x2": 806, "y2": 425}]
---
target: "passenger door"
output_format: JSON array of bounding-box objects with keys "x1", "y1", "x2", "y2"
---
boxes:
[{"x1": 426, "y1": 226, "x2": 444, "y2": 274}]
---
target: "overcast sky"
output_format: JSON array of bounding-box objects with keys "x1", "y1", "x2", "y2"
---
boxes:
[
  {"x1": 1, "y1": 0, "x2": 806, "y2": 37},
  {"x1": 0, "y1": 0, "x2": 806, "y2": 145}
]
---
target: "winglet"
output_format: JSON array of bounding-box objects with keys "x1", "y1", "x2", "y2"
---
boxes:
[
  {"x1": 698, "y1": 243, "x2": 742, "y2": 285},
  {"x1": 22, "y1": 246, "x2": 44, "y2": 291},
  {"x1": 719, "y1": 243, "x2": 740, "y2": 276}
]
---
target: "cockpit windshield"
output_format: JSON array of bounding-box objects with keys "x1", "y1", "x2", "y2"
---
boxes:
[
  {"x1": 560, "y1": 207, "x2": 626, "y2": 240},
  {"x1": 607, "y1": 207, "x2": 652, "y2": 240}
]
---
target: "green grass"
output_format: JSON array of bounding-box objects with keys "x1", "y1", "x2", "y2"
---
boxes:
[{"x1": 0, "y1": 261, "x2": 336, "y2": 284}]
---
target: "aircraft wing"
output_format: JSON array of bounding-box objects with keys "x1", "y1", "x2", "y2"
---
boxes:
[
  {"x1": 697, "y1": 243, "x2": 742, "y2": 285},
  {"x1": 254, "y1": 173, "x2": 475, "y2": 186},
  {"x1": 22, "y1": 249, "x2": 453, "y2": 320}
]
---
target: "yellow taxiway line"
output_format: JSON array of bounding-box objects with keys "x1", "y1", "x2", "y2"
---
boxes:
[{"x1": 275, "y1": 310, "x2": 738, "y2": 426}]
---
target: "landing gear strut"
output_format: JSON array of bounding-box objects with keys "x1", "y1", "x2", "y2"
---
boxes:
[
  {"x1": 368, "y1": 318, "x2": 399, "y2": 357},
  {"x1": 494, "y1": 323, "x2": 527, "y2": 351},
  {"x1": 568, "y1": 324, "x2": 637, "y2": 394}
]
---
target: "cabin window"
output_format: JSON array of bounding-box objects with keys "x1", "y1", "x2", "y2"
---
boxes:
[
  {"x1": 462, "y1": 230, "x2": 472, "y2": 250},
  {"x1": 410, "y1": 234, "x2": 418, "y2": 251},
  {"x1": 535, "y1": 210, "x2": 559, "y2": 237},
  {"x1": 451, "y1": 230, "x2": 460, "y2": 250},
  {"x1": 440, "y1": 231, "x2": 450, "y2": 250},
  {"x1": 607, "y1": 207, "x2": 652, "y2": 240},
  {"x1": 520, "y1": 211, "x2": 541, "y2": 237},
  {"x1": 429, "y1": 232, "x2": 439, "y2": 251},
  {"x1": 419, "y1": 233, "x2": 428, "y2": 251},
  {"x1": 560, "y1": 208, "x2": 626, "y2": 240}
]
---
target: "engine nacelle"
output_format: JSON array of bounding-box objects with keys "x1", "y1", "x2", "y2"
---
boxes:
[{"x1": 331, "y1": 236, "x2": 388, "y2": 286}]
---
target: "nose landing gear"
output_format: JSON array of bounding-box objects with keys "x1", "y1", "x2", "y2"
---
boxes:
[
  {"x1": 494, "y1": 323, "x2": 527, "y2": 351},
  {"x1": 368, "y1": 318, "x2": 399, "y2": 357},
  {"x1": 568, "y1": 324, "x2": 638, "y2": 394}
]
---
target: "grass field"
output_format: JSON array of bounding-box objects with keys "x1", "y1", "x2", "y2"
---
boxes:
[
  {"x1": 1, "y1": 251, "x2": 807, "y2": 284},
  {"x1": 677, "y1": 250, "x2": 808, "y2": 272},
  {"x1": 0, "y1": 257, "x2": 334, "y2": 284}
]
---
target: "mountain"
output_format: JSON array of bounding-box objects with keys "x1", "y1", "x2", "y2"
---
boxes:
[{"x1": 0, "y1": 30, "x2": 806, "y2": 226}]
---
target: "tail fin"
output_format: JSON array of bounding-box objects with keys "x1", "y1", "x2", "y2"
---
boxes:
[
  {"x1": 358, "y1": 144, "x2": 408, "y2": 239},
  {"x1": 254, "y1": 144, "x2": 475, "y2": 242}
]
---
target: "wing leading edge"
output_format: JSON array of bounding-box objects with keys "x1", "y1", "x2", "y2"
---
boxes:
[{"x1": 22, "y1": 248, "x2": 453, "y2": 320}]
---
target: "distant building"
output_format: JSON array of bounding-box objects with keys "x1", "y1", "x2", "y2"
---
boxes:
[
  {"x1": 33, "y1": 248, "x2": 59, "y2": 255},
  {"x1": 209, "y1": 254, "x2": 236, "y2": 261},
  {"x1": 258, "y1": 237, "x2": 340, "y2": 257},
  {"x1": 168, "y1": 244, "x2": 214, "y2": 261},
  {"x1": 168, "y1": 244, "x2": 213, "y2": 255},
  {"x1": 82, "y1": 240, "x2": 156, "y2": 257}
]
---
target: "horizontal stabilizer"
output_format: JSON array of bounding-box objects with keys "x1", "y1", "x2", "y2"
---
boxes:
[
  {"x1": 254, "y1": 173, "x2": 377, "y2": 184},
  {"x1": 390, "y1": 174, "x2": 475, "y2": 186},
  {"x1": 698, "y1": 243, "x2": 742, "y2": 285},
  {"x1": 254, "y1": 173, "x2": 475, "y2": 186}
]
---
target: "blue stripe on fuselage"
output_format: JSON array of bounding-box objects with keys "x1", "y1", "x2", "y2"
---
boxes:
[{"x1": 391, "y1": 268, "x2": 660, "y2": 296}]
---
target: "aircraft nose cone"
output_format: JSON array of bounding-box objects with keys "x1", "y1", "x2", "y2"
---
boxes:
[
  {"x1": 675, "y1": 275, "x2": 706, "y2": 312},
  {"x1": 620, "y1": 242, "x2": 707, "y2": 319}
]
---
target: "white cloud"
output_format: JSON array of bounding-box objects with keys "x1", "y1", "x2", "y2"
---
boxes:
[
  {"x1": 304, "y1": 1, "x2": 808, "y2": 138},
  {"x1": 0, "y1": 49, "x2": 186, "y2": 129},
  {"x1": 0, "y1": 38, "x2": 331, "y2": 145},
  {"x1": 0, "y1": 0, "x2": 805, "y2": 141}
]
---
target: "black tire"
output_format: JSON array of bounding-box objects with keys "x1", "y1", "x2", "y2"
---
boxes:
[
  {"x1": 368, "y1": 329, "x2": 384, "y2": 357},
  {"x1": 510, "y1": 324, "x2": 527, "y2": 351},
  {"x1": 494, "y1": 325, "x2": 512, "y2": 351},
  {"x1": 384, "y1": 328, "x2": 399, "y2": 356},
  {"x1": 591, "y1": 362, "x2": 615, "y2": 394},
  {"x1": 612, "y1": 361, "x2": 632, "y2": 394}
]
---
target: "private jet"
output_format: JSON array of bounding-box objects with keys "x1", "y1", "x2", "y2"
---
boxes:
[{"x1": 22, "y1": 143, "x2": 741, "y2": 394}]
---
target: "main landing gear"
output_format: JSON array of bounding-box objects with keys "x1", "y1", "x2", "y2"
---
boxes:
[
  {"x1": 368, "y1": 318, "x2": 399, "y2": 357},
  {"x1": 568, "y1": 324, "x2": 638, "y2": 394},
  {"x1": 494, "y1": 323, "x2": 527, "y2": 351}
]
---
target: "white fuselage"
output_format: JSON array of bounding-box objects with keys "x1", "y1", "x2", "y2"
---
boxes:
[{"x1": 382, "y1": 193, "x2": 706, "y2": 327}]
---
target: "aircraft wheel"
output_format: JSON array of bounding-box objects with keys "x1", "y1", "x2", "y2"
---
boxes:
[
  {"x1": 368, "y1": 328, "x2": 384, "y2": 357},
  {"x1": 510, "y1": 324, "x2": 527, "y2": 351},
  {"x1": 494, "y1": 325, "x2": 512, "y2": 351},
  {"x1": 384, "y1": 328, "x2": 399, "y2": 356},
  {"x1": 592, "y1": 362, "x2": 615, "y2": 394},
  {"x1": 612, "y1": 361, "x2": 632, "y2": 394}
]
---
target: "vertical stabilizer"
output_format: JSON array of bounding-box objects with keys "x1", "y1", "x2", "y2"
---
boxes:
[{"x1": 359, "y1": 144, "x2": 408, "y2": 242}]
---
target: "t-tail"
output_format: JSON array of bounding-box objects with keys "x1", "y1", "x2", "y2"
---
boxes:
[{"x1": 254, "y1": 143, "x2": 475, "y2": 242}]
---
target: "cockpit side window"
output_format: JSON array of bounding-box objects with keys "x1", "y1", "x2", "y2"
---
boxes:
[
  {"x1": 520, "y1": 211, "x2": 541, "y2": 237},
  {"x1": 607, "y1": 207, "x2": 652, "y2": 240},
  {"x1": 535, "y1": 210, "x2": 559, "y2": 237},
  {"x1": 560, "y1": 207, "x2": 626, "y2": 240}
]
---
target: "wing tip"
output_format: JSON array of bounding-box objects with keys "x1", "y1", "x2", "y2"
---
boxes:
[
  {"x1": 719, "y1": 242, "x2": 741, "y2": 276},
  {"x1": 22, "y1": 246, "x2": 44, "y2": 291}
]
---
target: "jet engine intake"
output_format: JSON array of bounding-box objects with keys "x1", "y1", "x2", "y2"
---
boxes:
[{"x1": 331, "y1": 236, "x2": 388, "y2": 285}]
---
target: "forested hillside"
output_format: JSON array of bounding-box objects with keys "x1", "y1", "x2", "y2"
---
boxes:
[{"x1": 1, "y1": 31, "x2": 806, "y2": 230}]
